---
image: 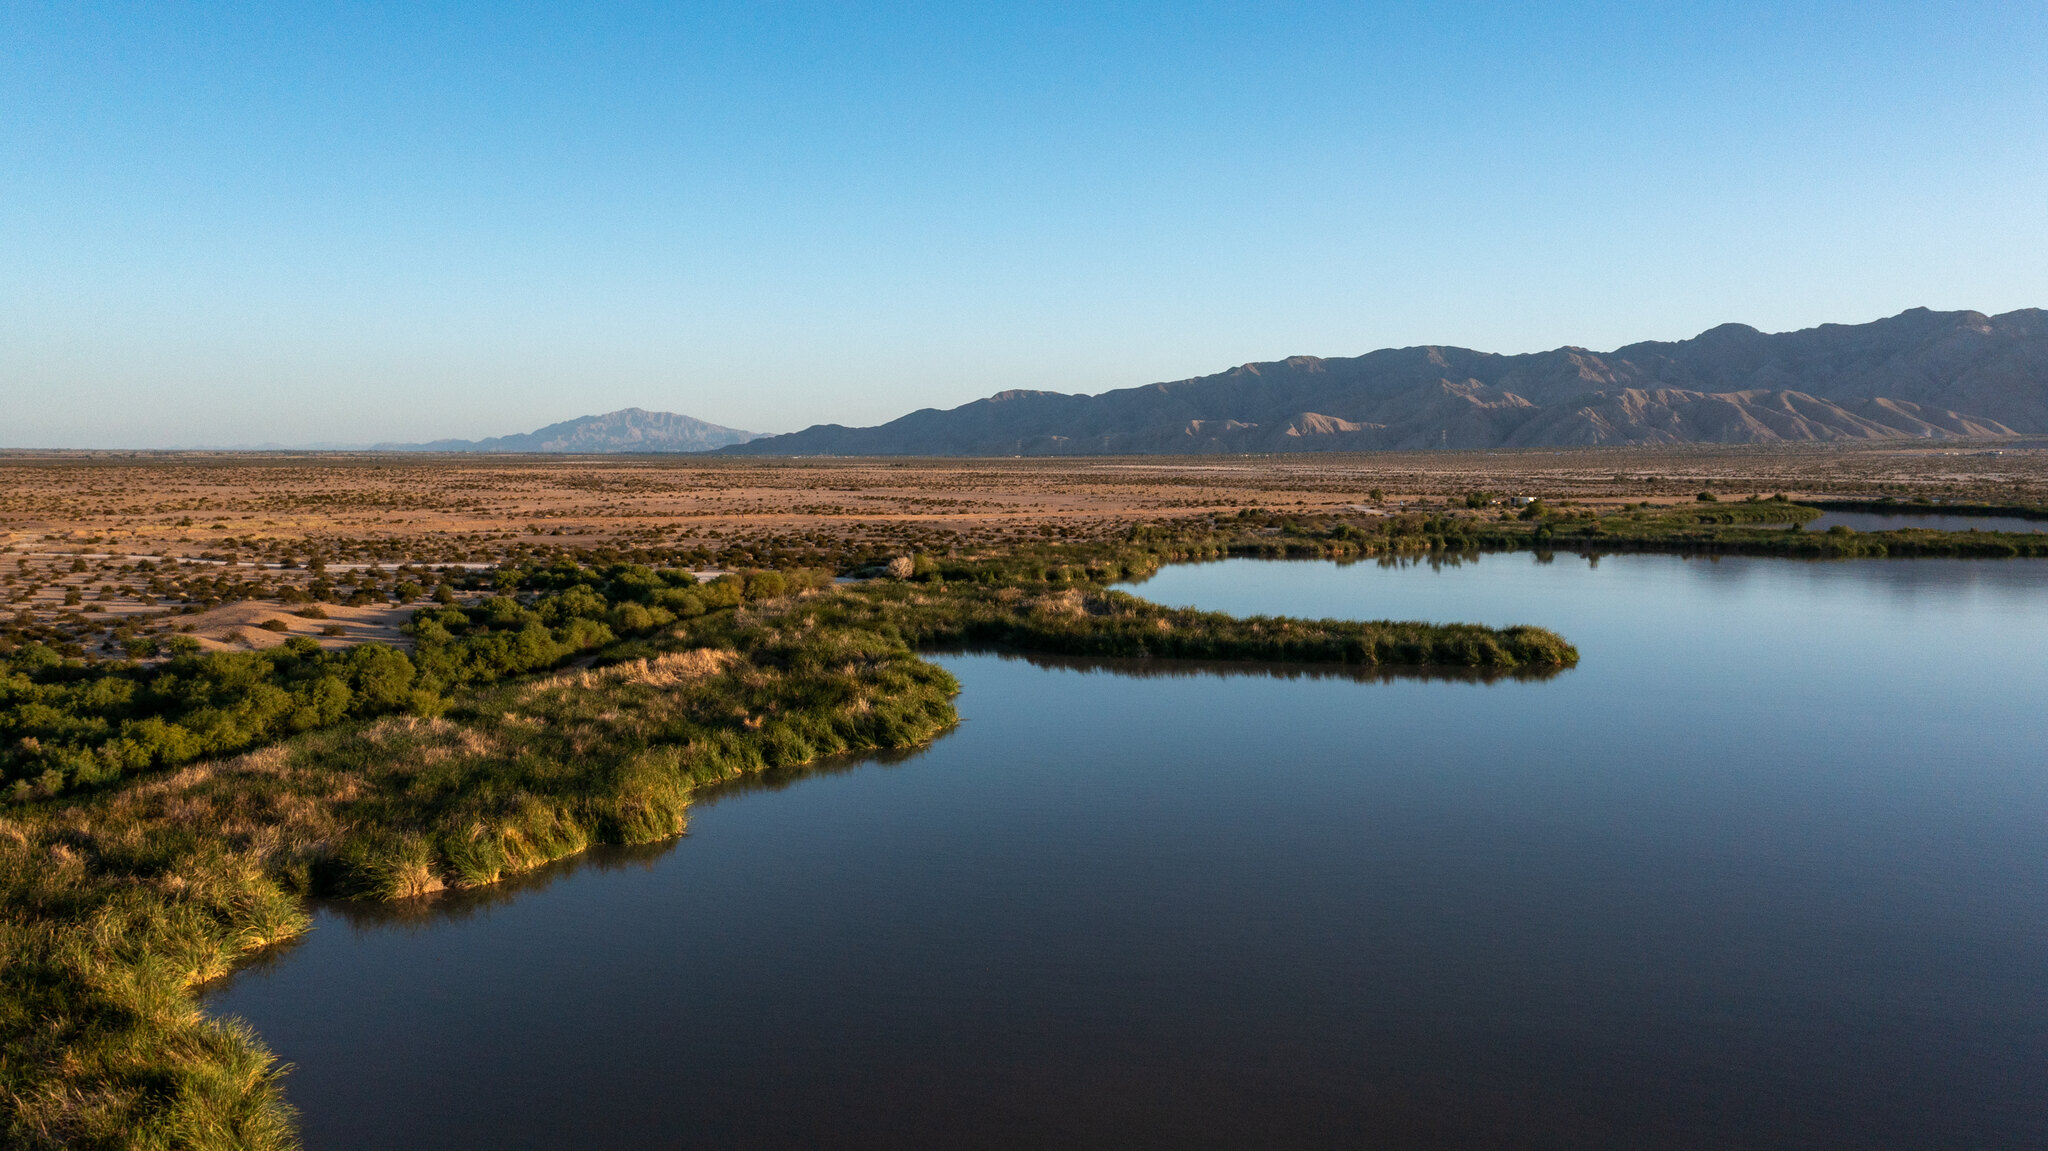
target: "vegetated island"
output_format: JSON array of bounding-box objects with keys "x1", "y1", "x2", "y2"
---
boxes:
[{"x1": 8, "y1": 493, "x2": 2048, "y2": 1149}]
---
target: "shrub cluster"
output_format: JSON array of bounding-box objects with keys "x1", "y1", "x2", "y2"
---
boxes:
[
  {"x1": 1, "y1": 640, "x2": 436, "y2": 801},
  {"x1": 0, "y1": 564, "x2": 826, "y2": 802}
]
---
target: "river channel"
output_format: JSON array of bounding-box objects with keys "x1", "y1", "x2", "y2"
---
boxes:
[{"x1": 206, "y1": 554, "x2": 2048, "y2": 1149}]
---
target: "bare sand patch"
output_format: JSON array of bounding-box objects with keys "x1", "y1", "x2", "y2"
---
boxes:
[{"x1": 173, "y1": 600, "x2": 418, "y2": 652}]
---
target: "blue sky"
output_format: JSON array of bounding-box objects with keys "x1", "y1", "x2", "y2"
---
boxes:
[{"x1": 4, "y1": 1, "x2": 2044, "y2": 446}]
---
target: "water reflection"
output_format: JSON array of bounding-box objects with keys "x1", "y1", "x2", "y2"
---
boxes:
[
  {"x1": 264, "y1": 647, "x2": 1559, "y2": 946},
  {"x1": 276, "y1": 746, "x2": 951, "y2": 935},
  {"x1": 206, "y1": 555, "x2": 2048, "y2": 1151},
  {"x1": 1806, "y1": 509, "x2": 2048, "y2": 533},
  {"x1": 318, "y1": 839, "x2": 689, "y2": 931},
  {"x1": 977, "y1": 648, "x2": 1569, "y2": 684},
  {"x1": 687, "y1": 743, "x2": 937, "y2": 810}
]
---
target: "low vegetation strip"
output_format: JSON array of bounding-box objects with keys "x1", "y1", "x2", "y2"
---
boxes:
[
  {"x1": 1796, "y1": 496, "x2": 2048, "y2": 522},
  {"x1": 808, "y1": 583, "x2": 1575, "y2": 669},
  {"x1": 0, "y1": 543, "x2": 1577, "y2": 1150},
  {"x1": 1078, "y1": 497, "x2": 2048, "y2": 561},
  {"x1": 1505, "y1": 498, "x2": 2048, "y2": 557}
]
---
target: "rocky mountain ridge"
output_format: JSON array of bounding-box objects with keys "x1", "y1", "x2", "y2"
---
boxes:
[{"x1": 723, "y1": 307, "x2": 2045, "y2": 454}]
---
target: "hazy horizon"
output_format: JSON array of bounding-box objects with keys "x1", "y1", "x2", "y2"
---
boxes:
[{"x1": 6, "y1": 2, "x2": 2046, "y2": 448}]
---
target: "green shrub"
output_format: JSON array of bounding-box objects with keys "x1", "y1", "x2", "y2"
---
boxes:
[
  {"x1": 606, "y1": 564, "x2": 666, "y2": 603},
  {"x1": 545, "y1": 584, "x2": 609, "y2": 622},
  {"x1": 608, "y1": 602, "x2": 656, "y2": 633},
  {"x1": 698, "y1": 575, "x2": 744, "y2": 609},
  {"x1": 653, "y1": 587, "x2": 706, "y2": 616}
]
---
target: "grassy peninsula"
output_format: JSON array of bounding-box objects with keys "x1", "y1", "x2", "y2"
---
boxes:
[{"x1": 0, "y1": 539, "x2": 1574, "y2": 1150}]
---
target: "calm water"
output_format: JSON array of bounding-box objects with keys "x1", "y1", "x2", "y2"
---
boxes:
[
  {"x1": 1805, "y1": 509, "x2": 2048, "y2": 533},
  {"x1": 207, "y1": 555, "x2": 2048, "y2": 1149}
]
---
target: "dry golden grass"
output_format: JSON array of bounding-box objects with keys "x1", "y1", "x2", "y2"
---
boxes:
[{"x1": 524, "y1": 647, "x2": 738, "y2": 697}]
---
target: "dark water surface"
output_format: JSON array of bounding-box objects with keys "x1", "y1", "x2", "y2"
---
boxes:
[
  {"x1": 1804, "y1": 509, "x2": 2048, "y2": 533},
  {"x1": 206, "y1": 555, "x2": 2048, "y2": 1149}
]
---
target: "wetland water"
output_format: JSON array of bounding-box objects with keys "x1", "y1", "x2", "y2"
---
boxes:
[
  {"x1": 207, "y1": 555, "x2": 2048, "y2": 1149},
  {"x1": 1804, "y1": 509, "x2": 2048, "y2": 533}
]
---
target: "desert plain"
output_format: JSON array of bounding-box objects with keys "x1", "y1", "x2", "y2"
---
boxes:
[{"x1": 4, "y1": 441, "x2": 2044, "y2": 660}]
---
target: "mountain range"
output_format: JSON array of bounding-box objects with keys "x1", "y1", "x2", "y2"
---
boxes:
[
  {"x1": 379, "y1": 408, "x2": 758, "y2": 453},
  {"x1": 721, "y1": 307, "x2": 2047, "y2": 455}
]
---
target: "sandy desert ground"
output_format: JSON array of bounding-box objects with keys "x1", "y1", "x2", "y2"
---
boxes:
[{"x1": 5, "y1": 441, "x2": 2043, "y2": 659}]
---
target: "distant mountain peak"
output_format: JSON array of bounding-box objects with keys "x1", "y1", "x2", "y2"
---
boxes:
[
  {"x1": 380, "y1": 408, "x2": 759, "y2": 454},
  {"x1": 1696, "y1": 322, "x2": 1763, "y2": 339}
]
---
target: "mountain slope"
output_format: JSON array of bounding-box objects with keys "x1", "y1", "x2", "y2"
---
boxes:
[
  {"x1": 383, "y1": 409, "x2": 759, "y2": 453},
  {"x1": 724, "y1": 308, "x2": 2042, "y2": 455}
]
